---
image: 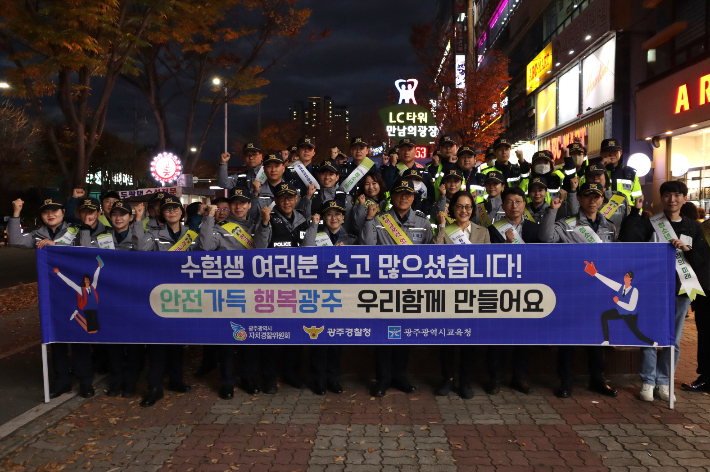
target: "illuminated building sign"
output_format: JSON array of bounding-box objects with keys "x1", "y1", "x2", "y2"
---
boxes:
[
  {"x1": 536, "y1": 81, "x2": 557, "y2": 136},
  {"x1": 379, "y1": 79, "x2": 439, "y2": 140},
  {"x1": 456, "y1": 55, "x2": 466, "y2": 89},
  {"x1": 526, "y1": 43, "x2": 553, "y2": 95},
  {"x1": 86, "y1": 172, "x2": 133, "y2": 186},
  {"x1": 636, "y1": 56, "x2": 710, "y2": 139},
  {"x1": 582, "y1": 37, "x2": 615, "y2": 113},
  {"x1": 675, "y1": 75, "x2": 710, "y2": 114},
  {"x1": 150, "y1": 152, "x2": 183, "y2": 184}
]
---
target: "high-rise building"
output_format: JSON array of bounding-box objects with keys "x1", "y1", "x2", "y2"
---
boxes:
[{"x1": 289, "y1": 96, "x2": 349, "y2": 141}]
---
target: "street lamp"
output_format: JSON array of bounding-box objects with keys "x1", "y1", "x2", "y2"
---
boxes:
[
  {"x1": 213, "y1": 77, "x2": 227, "y2": 153},
  {"x1": 0, "y1": 82, "x2": 10, "y2": 89},
  {"x1": 190, "y1": 147, "x2": 197, "y2": 153}
]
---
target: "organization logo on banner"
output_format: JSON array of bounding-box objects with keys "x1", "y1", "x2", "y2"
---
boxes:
[
  {"x1": 303, "y1": 326, "x2": 325, "y2": 340},
  {"x1": 231, "y1": 322, "x2": 247, "y2": 341},
  {"x1": 388, "y1": 326, "x2": 402, "y2": 340}
]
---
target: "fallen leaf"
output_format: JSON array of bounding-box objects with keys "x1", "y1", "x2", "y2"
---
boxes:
[
  {"x1": 368, "y1": 447, "x2": 374, "y2": 453},
  {"x1": 685, "y1": 425, "x2": 694, "y2": 429},
  {"x1": 359, "y1": 441, "x2": 365, "y2": 444},
  {"x1": 420, "y1": 426, "x2": 430, "y2": 431},
  {"x1": 435, "y1": 448, "x2": 444, "y2": 452},
  {"x1": 641, "y1": 443, "x2": 648, "y2": 446},
  {"x1": 333, "y1": 456, "x2": 344, "y2": 462},
  {"x1": 384, "y1": 428, "x2": 389, "y2": 433},
  {"x1": 398, "y1": 446, "x2": 406, "y2": 450},
  {"x1": 580, "y1": 439, "x2": 585, "y2": 443}
]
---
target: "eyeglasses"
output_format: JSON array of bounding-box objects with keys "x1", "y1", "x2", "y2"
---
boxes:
[
  {"x1": 215, "y1": 208, "x2": 230, "y2": 212},
  {"x1": 454, "y1": 204, "x2": 473, "y2": 211},
  {"x1": 164, "y1": 207, "x2": 182, "y2": 214},
  {"x1": 504, "y1": 200, "x2": 525, "y2": 207}
]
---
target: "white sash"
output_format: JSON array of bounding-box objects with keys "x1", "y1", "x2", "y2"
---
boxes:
[
  {"x1": 340, "y1": 158, "x2": 375, "y2": 193},
  {"x1": 290, "y1": 161, "x2": 320, "y2": 189},
  {"x1": 254, "y1": 166, "x2": 267, "y2": 184},
  {"x1": 444, "y1": 224, "x2": 471, "y2": 244},
  {"x1": 314, "y1": 232, "x2": 333, "y2": 246},
  {"x1": 564, "y1": 216, "x2": 603, "y2": 243},
  {"x1": 493, "y1": 219, "x2": 525, "y2": 244},
  {"x1": 96, "y1": 233, "x2": 115, "y2": 250},
  {"x1": 650, "y1": 212, "x2": 705, "y2": 300},
  {"x1": 55, "y1": 226, "x2": 78, "y2": 245}
]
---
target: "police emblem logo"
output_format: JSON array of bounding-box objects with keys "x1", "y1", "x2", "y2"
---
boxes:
[
  {"x1": 235, "y1": 189, "x2": 243, "y2": 195},
  {"x1": 609, "y1": 140, "x2": 615, "y2": 146},
  {"x1": 45, "y1": 199, "x2": 52, "y2": 204},
  {"x1": 402, "y1": 180, "x2": 409, "y2": 186},
  {"x1": 247, "y1": 143, "x2": 253, "y2": 147},
  {"x1": 157, "y1": 193, "x2": 165, "y2": 199},
  {"x1": 305, "y1": 138, "x2": 311, "y2": 143}
]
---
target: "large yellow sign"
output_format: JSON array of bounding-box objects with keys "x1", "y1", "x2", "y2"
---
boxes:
[
  {"x1": 527, "y1": 43, "x2": 553, "y2": 94},
  {"x1": 536, "y1": 81, "x2": 557, "y2": 136}
]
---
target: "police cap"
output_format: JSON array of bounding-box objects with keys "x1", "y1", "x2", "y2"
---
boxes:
[
  {"x1": 579, "y1": 182, "x2": 605, "y2": 197},
  {"x1": 229, "y1": 186, "x2": 253, "y2": 203},
  {"x1": 109, "y1": 200, "x2": 132, "y2": 215},
  {"x1": 392, "y1": 179, "x2": 416, "y2": 194},
  {"x1": 297, "y1": 136, "x2": 315, "y2": 149},
  {"x1": 601, "y1": 138, "x2": 622, "y2": 152},
  {"x1": 274, "y1": 182, "x2": 299, "y2": 197},
  {"x1": 492, "y1": 137, "x2": 512, "y2": 149},
  {"x1": 484, "y1": 171, "x2": 506, "y2": 185}
]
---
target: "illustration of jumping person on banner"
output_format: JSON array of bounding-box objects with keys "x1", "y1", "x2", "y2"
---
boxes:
[
  {"x1": 53, "y1": 255, "x2": 104, "y2": 333},
  {"x1": 584, "y1": 261, "x2": 657, "y2": 346}
]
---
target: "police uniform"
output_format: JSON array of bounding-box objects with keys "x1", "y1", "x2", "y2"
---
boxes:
[
  {"x1": 519, "y1": 150, "x2": 567, "y2": 203},
  {"x1": 401, "y1": 167, "x2": 433, "y2": 214},
  {"x1": 472, "y1": 171, "x2": 507, "y2": 227},
  {"x1": 72, "y1": 198, "x2": 108, "y2": 245},
  {"x1": 539, "y1": 182, "x2": 619, "y2": 398},
  {"x1": 8, "y1": 199, "x2": 94, "y2": 399},
  {"x1": 349, "y1": 194, "x2": 390, "y2": 236},
  {"x1": 303, "y1": 160, "x2": 353, "y2": 218},
  {"x1": 361, "y1": 179, "x2": 432, "y2": 397},
  {"x1": 303, "y1": 200, "x2": 358, "y2": 395},
  {"x1": 561, "y1": 142, "x2": 589, "y2": 192},
  {"x1": 217, "y1": 142, "x2": 263, "y2": 190},
  {"x1": 585, "y1": 163, "x2": 631, "y2": 230},
  {"x1": 602, "y1": 139, "x2": 643, "y2": 205},
  {"x1": 135, "y1": 196, "x2": 194, "y2": 407},
  {"x1": 430, "y1": 135, "x2": 459, "y2": 198},
  {"x1": 456, "y1": 145, "x2": 486, "y2": 201},
  {"x1": 340, "y1": 136, "x2": 380, "y2": 194},
  {"x1": 430, "y1": 168, "x2": 464, "y2": 223},
  {"x1": 87, "y1": 201, "x2": 144, "y2": 398},
  {"x1": 249, "y1": 153, "x2": 308, "y2": 220},
  {"x1": 290, "y1": 137, "x2": 318, "y2": 197},
  {"x1": 254, "y1": 182, "x2": 310, "y2": 388},
  {"x1": 382, "y1": 138, "x2": 436, "y2": 209},
  {"x1": 97, "y1": 190, "x2": 121, "y2": 228},
  {"x1": 142, "y1": 192, "x2": 168, "y2": 232},
  {"x1": 481, "y1": 137, "x2": 530, "y2": 188},
  {"x1": 524, "y1": 176, "x2": 579, "y2": 223}
]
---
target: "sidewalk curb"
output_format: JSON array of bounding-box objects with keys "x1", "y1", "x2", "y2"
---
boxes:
[{"x1": 0, "y1": 376, "x2": 108, "y2": 461}]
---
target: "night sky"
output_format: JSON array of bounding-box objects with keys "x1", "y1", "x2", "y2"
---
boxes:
[{"x1": 103, "y1": 0, "x2": 438, "y2": 161}]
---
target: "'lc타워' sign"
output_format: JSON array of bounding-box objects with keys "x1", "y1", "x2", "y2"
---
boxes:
[{"x1": 379, "y1": 79, "x2": 439, "y2": 140}]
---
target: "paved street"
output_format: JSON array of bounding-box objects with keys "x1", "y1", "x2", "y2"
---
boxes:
[{"x1": 0, "y1": 309, "x2": 707, "y2": 471}]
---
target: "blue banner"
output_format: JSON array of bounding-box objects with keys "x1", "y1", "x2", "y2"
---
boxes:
[{"x1": 37, "y1": 244, "x2": 676, "y2": 346}]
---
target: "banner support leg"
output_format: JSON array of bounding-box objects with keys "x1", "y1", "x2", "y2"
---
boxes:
[
  {"x1": 670, "y1": 345, "x2": 675, "y2": 410},
  {"x1": 42, "y1": 344, "x2": 50, "y2": 404}
]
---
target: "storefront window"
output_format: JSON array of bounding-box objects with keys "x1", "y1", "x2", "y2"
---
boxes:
[{"x1": 674, "y1": 126, "x2": 710, "y2": 213}]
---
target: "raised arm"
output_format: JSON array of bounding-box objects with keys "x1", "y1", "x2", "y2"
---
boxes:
[
  {"x1": 92, "y1": 262, "x2": 102, "y2": 289},
  {"x1": 594, "y1": 272, "x2": 622, "y2": 292},
  {"x1": 55, "y1": 270, "x2": 82, "y2": 294}
]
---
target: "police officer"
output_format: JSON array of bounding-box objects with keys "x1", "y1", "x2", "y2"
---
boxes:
[
  {"x1": 98, "y1": 191, "x2": 121, "y2": 228},
  {"x1": 602, "y1": 138, "x2": 642, "y2": 206},
  {"x1": 143, "y1": 192, "x2": 169, "y2": 231},
  {"x1": 89, "y1": 200, "x2": 144, "y2": 397},
  {"x1": 481, "y1": 137, "x2": 530, "y2": 187},
  {"x1": 473, "y1": 171, "x2": 507, "y2": 227},
  {"x1": 430, "y1": 134, "x2": 459, "y2": 195},
  {"x1": 401, "y1": 167, "x2": 433, "y2": 214},
  {"x1": 304, "y1": 160, "x2": 352, "y2": 218},
  {"x1": 427, "y1": 150, "x2": 440, "y2": 178},
  {"x1": 74, "y1": 197, "x2": 107, "y2": 241},
  {"x1": 134, "y1": 196, "x2": 194, "y2": 407},
  {"x1": 382, "y1": 138, "x2": 435, "y2": 206},
  {"x1": 304, "y1": 199, "x2": 357, "y2": 395},
  {"x1": 197, "y1": 186, "x2": 261, "y2": 398},
  {"x1": 539, "y1": 182, "x2": 620, "y2": 398},
  {"x1": 361, "y1": 179, "x2": 433, "y2": 397},
  {"x1": 519, "y1": 150, "x2": 569, "y2": 203},
  {"x1": 485, "y1": 186, "x2": 541, "y2": 395},
  {"x1": 561, "y1": 141, "x2": 589, "y2": 192},
  {"x1": 456, "y1": 145, "x2": 486, "y2": 201},
  {"x1": 524, "y1": 176, "x2": 578, "y2": 224},
  {"x1": 218, "y1": 142, "x2": 263, "y2": 190},
  {"x1": 255, "y1": 182, "x2": 312, "y2": 390},
  {"x1": 249, "y1": 152, "x2": 301, "y2": 220},
  {"x1": 431, "y1": 168, "x2": 464, "y2": 223},
  {"x1": 342, "y1": 136, "x2": 379, "y2": 184},
  {"x1": 290, "y1": 137, "x2": 318, "y2": 196},
  {"x1": 9, "y1": 198, "x2": 92, "y2": 398},
  {"x1": 585, "y1": 163, "x2": 631, "y2": 230}
]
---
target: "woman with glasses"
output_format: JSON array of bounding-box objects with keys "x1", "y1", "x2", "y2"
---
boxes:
[{"x1": 433, "y1": 190, "x2": 489, "y2": 399}]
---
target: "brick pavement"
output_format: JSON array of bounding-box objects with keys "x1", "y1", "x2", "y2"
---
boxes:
[{"x1": 1, "y1": 314, "x2": 709, "y2": 472}]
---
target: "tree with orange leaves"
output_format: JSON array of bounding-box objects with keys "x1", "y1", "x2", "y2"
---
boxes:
[
  {"x1": 121, "y1": 0, "x2": 329, "y2": 174},
  {"x1": 0, "y1": 0, "x2": 177, "y2": 188},
  {"x1": 410, "y1": 23, "x2": 509, "y2": 153}
]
